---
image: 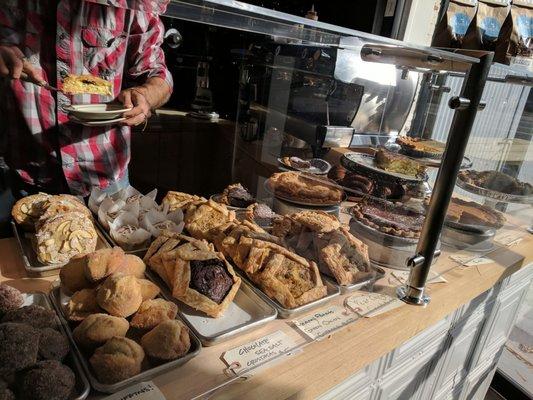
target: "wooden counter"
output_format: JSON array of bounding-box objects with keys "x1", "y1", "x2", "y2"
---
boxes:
[{"x1": 1, "y1": 219, "x2": 532, "y2": 400}]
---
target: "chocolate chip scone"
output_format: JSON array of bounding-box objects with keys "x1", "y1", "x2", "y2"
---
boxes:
[
  {"x1": 11, "y1": 193, "x2": 52, "y2": 230},
  {"x1": 35, "y1": 211, "x2": 97, "y2": 264}
]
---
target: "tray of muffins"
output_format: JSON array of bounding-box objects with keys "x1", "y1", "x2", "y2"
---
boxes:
[
  {"x1": 0, "y1": 284, "x2": 90, "y2": 400},
  {"x1": 49, "y1": 247, "x2": 202, "y2": 393},
  {"x1": 11, "y1": 193, "x2": 111, "y2": 277}
]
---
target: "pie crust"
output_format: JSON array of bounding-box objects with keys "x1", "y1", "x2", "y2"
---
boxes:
[
  {"x1": 184, "y1": 199, "x2": 236, "y2": 241},
  {"x1": 268, "y1": 172, "x2": 343, "y2": 204},
  {"x1": 351, "y1": 199, "x2": 424, "y2": 238},
  {"x1": 396, "y1": 136, "x2": 444, "y2": 158},
  {"x1": 162, "y1": 191, "x2": 206, "y2": 212},
  {"x1": 458, "y1": 170, "x2": 533, "y2": 196},
  {"x1": 446, "y1": 197, "x2": 506, "y2": 229}
]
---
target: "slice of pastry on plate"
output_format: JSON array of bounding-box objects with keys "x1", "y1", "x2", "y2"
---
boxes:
[{"x1": 63, "y1": 74, "x2": 112, "y2": 96}]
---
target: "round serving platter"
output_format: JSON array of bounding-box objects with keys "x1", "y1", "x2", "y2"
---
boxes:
[
  {"x1": 456, "y1": 176, "x2": 533, "y2": 205},
  {"x1": 277, "y1": 157, "x2": 332, "y2": 175},
  {"x1": 341, "y1": 152, "x2": 427, "y2": 184},
  {"x1": 399, "y1": 151, "x2": 472, "y2": 169},
  {"x1": 264, "y1": 178, "x2": 346, "y2": 207}
]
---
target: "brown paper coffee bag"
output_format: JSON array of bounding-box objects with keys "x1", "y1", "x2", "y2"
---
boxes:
[
  {"x1": 433, "y1": 0, "x2": 478, "y2": 48},
  {"x1": 463, "y1": 0, "x2": 511, "y2": 54},
  {"x1": 499, "y1": 1, "x2": 532, "y2": 66}
]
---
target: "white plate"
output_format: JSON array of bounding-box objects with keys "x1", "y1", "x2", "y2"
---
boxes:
[
  {"x1": 65, "y1": 103, "x2": 132, "y2": 121},
  {"x1": 69, "y1": 114, "x2": 126, "y2": 127}
]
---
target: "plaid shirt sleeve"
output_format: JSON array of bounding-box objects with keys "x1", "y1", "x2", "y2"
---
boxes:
[
  {"x1": 0, "y1": 7, "x2": 22, "y2": 45},
  {"x1": 126, "y1": 10, "x2": 173, "y2": 92}
]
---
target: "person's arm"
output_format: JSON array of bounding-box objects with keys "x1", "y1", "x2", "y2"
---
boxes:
[{"x1": 118, "y1": 8, "x2": 173, "y2": 127}]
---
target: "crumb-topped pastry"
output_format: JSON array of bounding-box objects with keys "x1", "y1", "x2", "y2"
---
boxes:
[
  {"x1": 458, "y1": 170, "x2": 533, "y2": 196},
  {"x1": 272, "y1": 211, "x2": 371, "y2": 285},
  {"x1": 35, "y1": 211, "x2": 97, "y2": 264},
  {"x1": 184, "y1": 199, "x2": 236, "y2": 241},
  {"x1": 351, "y1": 199, "x2": 424, "y2": 238},
  {"x1": 162, "y1": 191, "x2": 206, "y2": 212},
  {"x1": 446, "y1": 197, "x2": 506, "y2": 229},
  {"x1": 396, "y1": 136, "x2": 445, "y2": 158},
  {"x1": 220, "y1": 183, "x2": 256, "y2": 208},
  {"x1": 11, "y1": 193, "x2": 51, "y2": 230},
  {"x1": 213, "y1": 220, "x2": 327, "y2": 308},
  {"x1": 268, "y1": 172, "x2": 343, "y2": 204},
  {"x1": 63, "y1": 74, "x2": 112, "y2": 96},
  {"x1": 375, "y1": 148, "x2": 426, "y2": 177}
]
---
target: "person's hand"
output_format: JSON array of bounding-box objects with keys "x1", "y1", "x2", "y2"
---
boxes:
[
  {"x1": 0, "y1": 45, "x2": 43, "y2": 82},
  {"x1": 117, "y1": 87, "x2": 152, "y2": 127}
]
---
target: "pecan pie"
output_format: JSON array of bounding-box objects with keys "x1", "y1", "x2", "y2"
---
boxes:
[
  {"x1": 212, "y1": 220, "x2": 326, "y2": 308},
  {"x1": 458, "y1": 170, "x2": 533, "y2": 196},
  {"x1": 375, "y1": 148, "x2": 426, "y2": 177},
  {"x1": 268, "y1": 171, "x2": 343, "y2": 204},
  {"x1": 351, "y1": 199, "x2": 424, "y2": 238},
  {"x1": 446, "y1": 197, "x2": 506, "y2": 229},
  {"x1": 272, "y1": 211, "x2": 371, "y2": 286}
]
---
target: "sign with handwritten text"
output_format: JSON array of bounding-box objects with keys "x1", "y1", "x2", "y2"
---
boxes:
[
  {"x1": 222, "y1": 330, "x2": 297, "y2": 374},
  {"x1": 345, "y1": 292, "x2": 402, "y2": 317},
  {"x1": 292, "y1": 305, "x2": 358, "y2": 341},
  {"x1": 103, "y1": 382, "x2": 165, "y2": 400}
]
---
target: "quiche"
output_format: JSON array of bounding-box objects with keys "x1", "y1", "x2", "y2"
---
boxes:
[
  {"x1": 63, "y1": 74, "x2": 113, "y2": 96},
  {"x1": 375, "y1": 148, "x2": 426, "y2": 178}
]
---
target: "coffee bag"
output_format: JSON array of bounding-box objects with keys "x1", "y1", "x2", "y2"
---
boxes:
[
  {"x1": 499, "y1": 0, "x2": 532, "y2": 66},
  {"x1": 433, "y1": 0, "x2": 478, "y2": 48}
]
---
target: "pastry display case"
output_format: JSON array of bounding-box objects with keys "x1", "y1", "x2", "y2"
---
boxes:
[{"x1": 2, "y1": 1, "x2": 532, "y2": 399}]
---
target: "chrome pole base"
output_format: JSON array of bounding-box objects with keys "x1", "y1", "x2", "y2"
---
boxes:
[{"x1": 397, "y1": 286, "x2": 430, "y2": 307}]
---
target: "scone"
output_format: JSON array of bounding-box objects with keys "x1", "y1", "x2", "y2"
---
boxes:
[
  {"x1": 85, "y1": 247, "x2": 126, "y2": 282},
  {"x1": 130, "y1": 299, "x2": 178, "y2": 330},
  {"x1": 140, "y1": 320, "x2": 190, "y2": 360},
  {"x1": 184, "y1": 199, "x2": 236, "y2": 241},
  {"x1": 59, "y1": 257, "x2": 92, "y2": 295},
  {"x1": 163, "y1": 240, "x2": 241, "y2": 318},
  {"x1": 73, "y1": 313, "x2": 129, "y2": 349},
  {"x1": 35, "y1": 211, "x2": 97, "y2": 265},
  {"x1": 161, "y1": 191, "x2": 205, "y2": 212},
  {"x1": 137, "y1": 278, "x2": 160, "y2": 301},
  {"x1": 96, "y1": 275, "x2": 143, "y2": 317},
  {"x1": 65, "y1": 288, "x2": 102, "y2": 321},
  {"x1": 89, "y1": 337, "x2": 144, "y2": 384},
  {"x1": 11, "y1": 193, "x2": 51, "y2": 230},
  {"x1": 114, "y1": 254, "x2": 146, "y2": 278}
]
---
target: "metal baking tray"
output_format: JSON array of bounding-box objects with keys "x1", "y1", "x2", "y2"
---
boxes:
[
  {"x1": 11, "y1": 219, "x2": 111, "y2": 277},
  {"x1": 19, "y1": 292, "x2": 90, "y2": 400},
  {"x1": 92, "y1": 217, "x2": 149, "y2": 257},
  {"x1": 236, "y1": 271, "x2": 340, "y2": 319},
  {"x1": 49, "y1": 286, "x2": 202, "y2": 394},
  {"x1": 145, "y1": 270, "x2": 277, "y2": 346},
  {"x1": 325, "y1": 266, "x2": 386, "y2": 294}
]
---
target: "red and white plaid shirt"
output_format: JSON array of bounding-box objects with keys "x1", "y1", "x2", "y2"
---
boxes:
[{"x1": 0, "y1": 0, "x2": 172, "y2": 196}]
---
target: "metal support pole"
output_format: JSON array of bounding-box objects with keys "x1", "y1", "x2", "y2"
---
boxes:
[{"x1": 397, "y1": 52, "x2": 494, "y2": 306}]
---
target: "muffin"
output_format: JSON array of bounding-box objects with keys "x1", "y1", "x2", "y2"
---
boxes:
[
  {"x1": 59, "y1": 257, "x2": 92, "y2": 295},
  {"x1": 90, "y1": 337, "x2": 144, "y2": 384},
  {"x1": 65, "y1": 288, "x2": 102, "y2": 321},
  {"x1": 18, "y1": 360, "x2": 75, "y2": 400},
  {"x1": 1, "y1": 305, "x2": 57, "y2": 329},
  {"x1": 38, "y1": 328, "x2": 70, "y2": 361},
  {"x1": 131, "y1": 299, "x2": 178, "y2": 330},
  {"x1": 141, "y1": 320, "x2": 190, "y2": 360},
  {"x1": 0, "y1": 323, "x2": 39, "y2": 374},
  {"x1": 96, "y1": 275, "x2": 143, "y2": 318},
  {"x1": 137, "y1": 279, "x2": 160, "y2": 301},
  {"x1": 0, "y1": 285, "x2": 24, "y2": 315},
  {"x1": 73, "y1": 313, "x2": 129, "y2": 349}
]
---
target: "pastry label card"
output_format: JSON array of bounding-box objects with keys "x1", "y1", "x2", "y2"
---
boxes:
[
  {"x1": 292, "y1": 305, "x2": 359, "y2": 341},
  {"x1": 222, "y1": 330, "x2": 297, "y2": 374},
  {"x1": 494, "y1": 231, "x2": 524, "y2": 247},
  {"x1": 103, "y1": 382, "x2": 165, "y2": 400},
  {"x1": 450, "y1": 254, "x2": 493, "y2": 267},
  {"x1": 345, "y1": 292, "x2": 402, "y2": 317}
]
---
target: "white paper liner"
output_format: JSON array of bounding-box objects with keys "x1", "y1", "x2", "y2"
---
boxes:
[
  {"x1": 109, "y1": 212, "x2": 151, "y2": 250},
  {"x1": 88, "y1": 187, "x2": 107, "y2": 214},
  {"x1": 141, "y1": 209, "x2": 184, "y2": 237}
]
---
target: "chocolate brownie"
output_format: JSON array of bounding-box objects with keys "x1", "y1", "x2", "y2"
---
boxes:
[{"x1": 189, "y1": 259, "x2": 233, "y2": 304}]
